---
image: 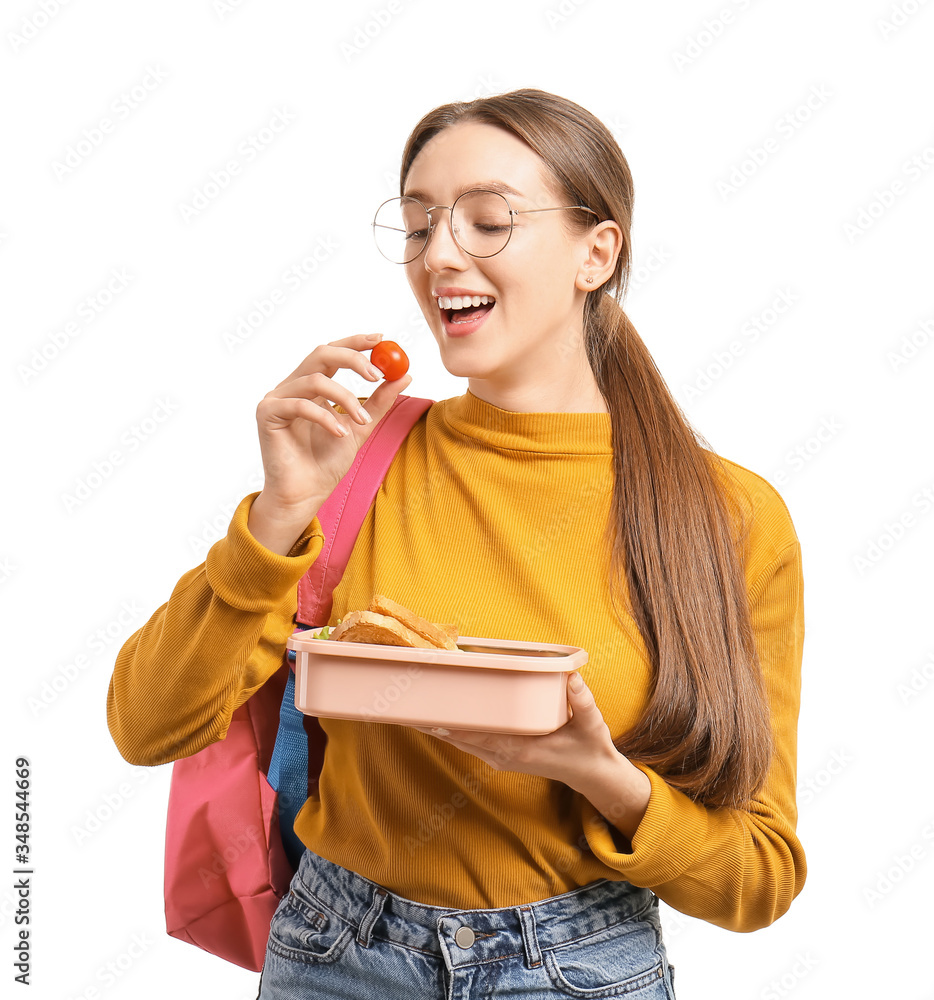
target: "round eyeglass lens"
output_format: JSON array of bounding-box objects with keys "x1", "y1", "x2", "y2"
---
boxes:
[
  {"x1": 451, "y1": 190, "x2": 513, "y2": 257},
  {"x1": 373, "y1": 197, "x2": 429, "y2": 264},
  {"x1": 372, "y1": 191, "x2": 514, "y2": 263}
]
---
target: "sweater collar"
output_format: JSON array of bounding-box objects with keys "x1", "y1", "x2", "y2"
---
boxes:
[{"x1": 439, "y1": 389, "x2": 612, "y2": 455}]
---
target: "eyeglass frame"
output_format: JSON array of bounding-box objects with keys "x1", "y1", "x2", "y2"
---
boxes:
[{"x1": 372, "y1": 188, "x2": 601, "y2": 263}]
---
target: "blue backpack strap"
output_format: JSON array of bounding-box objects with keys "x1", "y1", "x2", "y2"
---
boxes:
[{"x1": 267, "y1": 626, "x2": 314, "y2": 869}]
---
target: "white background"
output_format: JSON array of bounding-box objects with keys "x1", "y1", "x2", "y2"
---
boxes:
[{"x1": 3, "y1": 0, "x2": 933, "y2": 997}]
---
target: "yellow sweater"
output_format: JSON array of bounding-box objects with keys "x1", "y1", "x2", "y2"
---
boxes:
[{"x1": 107, "y1": 389, "x2": 806, "y2": 932}]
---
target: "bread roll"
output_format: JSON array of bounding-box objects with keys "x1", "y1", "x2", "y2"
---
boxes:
[
  {"x1": 367, "y1": 594, "x2": 458, "y2": 650},
  {"x1": 329, "y1": 610, "x2": 438, "y2": 648},
  {"x1": 329, "y1": 595, "x2": 459, "y2": 650}
]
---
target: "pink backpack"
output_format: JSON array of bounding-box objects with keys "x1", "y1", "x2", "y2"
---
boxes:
[{"x1": 163, "y1": 394, "x2": 434, "y2": 972}]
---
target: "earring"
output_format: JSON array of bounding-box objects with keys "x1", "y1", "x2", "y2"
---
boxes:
[{"x1": 585, "y1": 276, "x2": 594, "y2": 284}]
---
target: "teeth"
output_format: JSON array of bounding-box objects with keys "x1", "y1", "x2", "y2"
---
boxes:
[{"x1": 435, "y1": 294, "x2": 495, "y2": 310}]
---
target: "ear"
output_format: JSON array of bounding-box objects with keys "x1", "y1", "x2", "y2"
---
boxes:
[{"x1": 576, "y1": 219, "x2": 622, "y2": 291}]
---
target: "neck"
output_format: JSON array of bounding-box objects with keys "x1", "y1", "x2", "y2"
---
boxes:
[{"x1": 466, "y1": 379, "x2": 609, "y2": 414}]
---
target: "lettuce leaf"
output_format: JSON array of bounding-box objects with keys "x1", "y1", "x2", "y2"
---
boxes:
[{"x1": 311, "y1": 618, "x2": 341, "y2": 640}]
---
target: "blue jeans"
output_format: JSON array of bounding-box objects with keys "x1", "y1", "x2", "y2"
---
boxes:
[{"x1": 257, "y1": 848, "x2": 677, "y2": 998}]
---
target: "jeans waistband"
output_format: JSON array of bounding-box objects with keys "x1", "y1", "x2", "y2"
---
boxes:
[{"x1": 291, "y1": 849, "x2": 658, "y2": 967}]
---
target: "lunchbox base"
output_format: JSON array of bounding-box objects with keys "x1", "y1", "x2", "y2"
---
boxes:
[{"x1": 293, "y1": 659, "x2": 570, "y2": 735}]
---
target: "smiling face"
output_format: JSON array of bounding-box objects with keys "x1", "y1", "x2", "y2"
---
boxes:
[{"x1": 401, "y1": 121, "x2": 612, "y2": 412}]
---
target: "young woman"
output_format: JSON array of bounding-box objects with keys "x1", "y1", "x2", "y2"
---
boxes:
[{"x1": 108, "y1": 88, "x2": 806, "y2": 998}]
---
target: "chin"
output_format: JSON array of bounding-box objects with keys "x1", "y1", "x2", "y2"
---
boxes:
[
  {"x1": 441, "y1": 359, "x2": 484, "y2": 378},
  {"x1": 437, "y1": 346, "x2": 494, "y2": 377}
]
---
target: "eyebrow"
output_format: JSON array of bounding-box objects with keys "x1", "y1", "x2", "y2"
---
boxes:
[{"x1": 402, "y1": 180, "x2": 524, "y2": 203}]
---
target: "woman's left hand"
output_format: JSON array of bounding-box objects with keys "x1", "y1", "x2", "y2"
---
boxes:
[{"x1": 408, "y1": 671, "x2": 622, "y2": 793}]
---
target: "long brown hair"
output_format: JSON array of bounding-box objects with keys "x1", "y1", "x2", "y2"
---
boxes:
[{"x1": 399, "y1": 89, "x2": 772, "y2": 809}]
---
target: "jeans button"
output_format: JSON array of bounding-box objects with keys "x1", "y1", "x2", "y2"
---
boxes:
[{"x1": 454, "y1": 926, "x2": 476, "y2": 948}]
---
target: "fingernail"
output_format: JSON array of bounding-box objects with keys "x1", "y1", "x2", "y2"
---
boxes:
[
  {"x1": 367, "y1": 333, "x2": 383, "y2": 340},
  {"x1": 431, "y1": 727, "x2": 450, "y2": 736},
  {"x1": 356, "y1": 407, "x2": 372, "y2": 424},
  {"x1": 367, "y1": 365, "x2": 383, "y2": 379},
  {"x1": 569, "y1": 672, "x2": 583, "y2": 691}
]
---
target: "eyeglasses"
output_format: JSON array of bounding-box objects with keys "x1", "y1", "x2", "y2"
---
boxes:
[{"x1": 372, "y1": 189, "x2": 599, "y2": 264}]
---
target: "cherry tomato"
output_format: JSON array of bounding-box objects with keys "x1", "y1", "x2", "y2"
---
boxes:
[{"x1": 369, "y1": 340, "x2": 409, "y2": 381}]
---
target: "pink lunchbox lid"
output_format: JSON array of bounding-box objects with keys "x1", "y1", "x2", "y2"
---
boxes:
[{"x1": 286, "y1": 629, "x2": 588, "y2": 674}]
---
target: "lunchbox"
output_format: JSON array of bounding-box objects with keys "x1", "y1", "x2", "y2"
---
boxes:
[{"x1": 285, "y1": 628, "x2": 589, "y2": 734}]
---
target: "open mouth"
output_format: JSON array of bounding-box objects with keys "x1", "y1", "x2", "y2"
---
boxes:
[
  {"x1": 436, "y1": 294, "x2": 496, "y2": 335},
  {"x1": 445, "y1": 301, "x2": 495, "y2": 325}
]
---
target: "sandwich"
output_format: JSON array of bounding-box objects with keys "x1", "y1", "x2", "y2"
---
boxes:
[{"x1": 327, "y1": 594, "x2": 459, "y2": 650}]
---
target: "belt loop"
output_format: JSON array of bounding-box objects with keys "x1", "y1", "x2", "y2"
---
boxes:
[
  {"x1": 356, "y1": 887, "x2": 388, "y2": 948},
  {"x1": 517, "y1": 905, "x2": 542, "y2": 969}
]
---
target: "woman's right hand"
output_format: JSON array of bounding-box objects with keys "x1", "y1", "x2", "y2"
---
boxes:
[{"x1": 249, "y1": 333, "x2": 412, "y2": 551}]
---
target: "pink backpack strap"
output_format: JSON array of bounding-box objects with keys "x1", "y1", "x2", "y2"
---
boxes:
[{"x1": 296, "y1": 394, "x2": 433, "y2": 626}]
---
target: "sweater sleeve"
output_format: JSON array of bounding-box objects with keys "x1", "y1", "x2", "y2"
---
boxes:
[
  {"x1": 106, "y1": 492, "x2": 325, "y2": 766},
  {"x1": 578, "y1": 540, "x2": 807, "y2": 932}
]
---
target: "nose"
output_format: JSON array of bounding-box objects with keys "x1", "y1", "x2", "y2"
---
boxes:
[{"x1": 421, "y1": 208, "x2": 468, "y2": 273}]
